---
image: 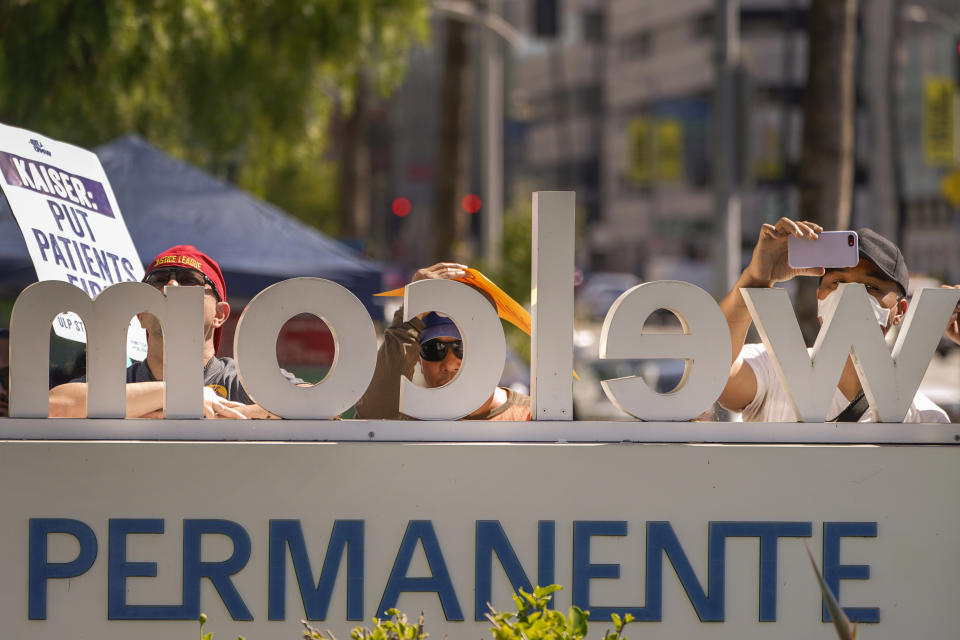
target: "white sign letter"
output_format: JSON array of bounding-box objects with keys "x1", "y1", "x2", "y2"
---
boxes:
[
  {"x1": 531, "y1": 191, "x2": 575, "y2": 420},
  {"x1": 10, "y1": 281, "x2": 204, "y2": 418},
  {"x1": 598, "y1": 280, "x2": 730, "y2": 421},
  {"x1": 742, "y1": 283, "x2": 960, "y2": 422},
  {"x1": 400, "y1": 278, "x2": 506, "y2": 420},
  {"x1": 233, "y1": 278, "x2": 377, "y2": 419}
]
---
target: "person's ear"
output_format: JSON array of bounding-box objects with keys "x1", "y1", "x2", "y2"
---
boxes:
[
  {"x1": 893, "y1": 297, "x2": 908, "y2": 325},
  {"x1": 213, "y1": 301, "x2": 230, "y2": 327}
]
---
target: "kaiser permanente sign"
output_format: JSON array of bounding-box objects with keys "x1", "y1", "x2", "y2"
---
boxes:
[{"x1": 1, "y1": 191, "x2": 959, "y2": 639}]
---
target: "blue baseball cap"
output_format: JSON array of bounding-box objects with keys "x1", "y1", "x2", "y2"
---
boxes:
[{"x1": 420, "y1": 312, "x2": 462, "y2": 343}]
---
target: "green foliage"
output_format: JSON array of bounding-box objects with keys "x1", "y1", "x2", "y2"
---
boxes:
[
  {"x1": 486, "y1": 585, "x2": 633, "y2": 640},
  {"x1": 301, "y1": 609, "x2": 426, "y2": 640},
  {"x1": 477, "y1": 196, "x2": 532, "y2": 307},
  {"x1": 198, "y1": 612, "x2": 245, "y2": 640},
  {"x1": 300, "y1": 586, "x2": 632, "y2": 640},
  {"x1": 0, "y1": 0, "x2": 429, "y2": 231}
]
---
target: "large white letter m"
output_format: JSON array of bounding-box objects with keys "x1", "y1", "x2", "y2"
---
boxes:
[{"x1": 9, "y1": 281, "x2": 205, "y2": 418}]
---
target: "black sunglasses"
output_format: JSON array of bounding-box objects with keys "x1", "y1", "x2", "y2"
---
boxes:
[
  {"x1": 419, "y1": 339, "x2": 463, "y2": 362},
  {"x1": 143, "y1": 268, "x2": 220, "y2": 300}
]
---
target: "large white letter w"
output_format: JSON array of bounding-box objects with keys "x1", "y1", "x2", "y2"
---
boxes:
[{"x1": 741, "y1": 283, "x2": 960, "y2": 422}]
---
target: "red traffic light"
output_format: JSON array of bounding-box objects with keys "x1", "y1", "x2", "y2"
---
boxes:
[
  {"x1": 391, "y1": 197, "x2": 412, "y2": 217},
  {"x1": 462, "y1": 194, "x2": 482, "y2": 214}
]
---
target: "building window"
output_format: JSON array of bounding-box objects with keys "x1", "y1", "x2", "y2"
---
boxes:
[
  {"x1": 692, "y1": 12, "x2": 713, "y2": 39},
  {"x1": 582, "y1": 10, "x2": 604, "y2": 44},
  {"x1": 618, "y1": 31, "x2": 651, "y2": 60}
]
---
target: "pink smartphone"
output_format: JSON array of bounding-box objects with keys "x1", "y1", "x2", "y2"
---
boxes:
[{"x1": 787, "y1": 231, "x2": 859, "y2": 269}]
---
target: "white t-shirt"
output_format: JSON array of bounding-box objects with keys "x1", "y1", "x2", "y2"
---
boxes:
[{"x1": 733, "y1": 343, "x2": 949, "y2": 423}]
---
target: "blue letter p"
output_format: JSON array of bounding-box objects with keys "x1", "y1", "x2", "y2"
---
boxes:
[{"x1": 29, "y1": 518, "x2": 98, "y2": 619}]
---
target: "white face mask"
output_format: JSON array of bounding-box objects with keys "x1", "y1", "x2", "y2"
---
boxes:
[{"x1": 817, "y1": 286, "x2": 892, "y2": 329}]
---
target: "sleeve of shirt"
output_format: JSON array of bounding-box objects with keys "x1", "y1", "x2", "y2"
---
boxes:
[
  {"x1": 231, "y1": 382, "x2": 255, "y2": 405},
  {"x1": 910, "y1": 392, "x2": 951, "y2": 423},
  {"x1": 738, "y1": 343, "x2": 774, "y2": 418},
  {"x1": 353, "y1": 307, "x2": 425, "y2": 419}
]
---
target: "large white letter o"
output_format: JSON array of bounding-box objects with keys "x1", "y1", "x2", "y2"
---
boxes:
[
  {"x1": 599, "y1": 280, "x2": 730, "y2": 421},
  {"x1": 233, "y1": 278, "x2": 377, "y2": 419},
  {"x1": 400, "y1": 279, "x2": 506, "y2": 420}
]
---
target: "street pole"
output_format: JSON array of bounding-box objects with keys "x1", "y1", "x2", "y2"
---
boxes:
[
  {"x1": 482, "y1": 3, "x2": 504, "y2": 271},
  {"x1": 433, "y1": 0, "x2": 521, "y2": 271},
  {"x1": 713, "y1": 0, "x2": 741, "y2": 297}
]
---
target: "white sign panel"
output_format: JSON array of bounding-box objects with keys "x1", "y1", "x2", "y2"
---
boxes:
[
  {"x1": 1, "y1": 441, "x2": 957, "y2": 639},
  {"x1": 0, "y1": 122, "x2": 146, "y2": 359}
]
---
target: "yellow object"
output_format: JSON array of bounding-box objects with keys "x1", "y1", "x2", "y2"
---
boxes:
[
  {"x1": 628, "y1": 117, "x2": 652, "y2": 185},
  {"x1": 377, "y1": 268, "x2": 531, "y2": 334},
  {"x1": 656, "y1": 119, "x2": 684, "y2": 182},
  {"x1": 923, "y1": 76, "x2": 957, "y2": 168},
  {"x1": 940, "y1": 170, "x2": 960, "y2": 207},
  {"x1": 377, "y1": 268, "x2": 579, "y2": 380}
]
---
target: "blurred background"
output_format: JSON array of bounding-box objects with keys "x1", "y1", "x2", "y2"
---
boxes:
[{"x1": 0, "y1": 0, "x2": 958, "y2": 419}]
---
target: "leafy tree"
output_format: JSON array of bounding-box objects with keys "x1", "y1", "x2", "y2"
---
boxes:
[{"x1": 0, "y1": 0, "x2": 428, "y2": 232}]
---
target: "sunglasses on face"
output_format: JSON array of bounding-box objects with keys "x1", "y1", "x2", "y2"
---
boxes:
[
  {"x1": 419, "y1": 339, "x2": 463, "y2": 362},
  {"x1": 143, "y1": 268, "x2": 220, "y2": 300}
]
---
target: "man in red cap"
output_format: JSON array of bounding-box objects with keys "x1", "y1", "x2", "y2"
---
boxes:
[{"x1": 49, "y1": 245, "x2": 291, "y2": 418}]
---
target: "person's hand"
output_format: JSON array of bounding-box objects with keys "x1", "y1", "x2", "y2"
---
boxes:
[
  {"x1": 203, "y1": 386, "x2": 248, "y2": 419},
  {"x1": 411, "y1": 263, "x2": 471, "y2": 319},
  {"x1": 232, "y1": 403, "x2": 280, "y2": 419},
  {"x1": 743, "y1": 218, "x2": 826, "y2": 286},
  {"x1": 942, "y1": 284, "x2": 960, "y2": 346},
  {"x1": 411, "y1": 262, "x2": 470, "y2": 283}
]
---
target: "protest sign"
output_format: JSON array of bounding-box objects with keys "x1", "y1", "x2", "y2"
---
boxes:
[{"x1": 0, "y1": 122, "x2": 146, "y2": 359}]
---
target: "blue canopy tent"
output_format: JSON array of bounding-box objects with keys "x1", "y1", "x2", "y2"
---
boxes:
[{"x1": 0, "y1": 135, "x2": 383, "y2": 310}]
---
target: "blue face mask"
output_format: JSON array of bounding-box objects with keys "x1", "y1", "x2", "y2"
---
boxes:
[{"x1": 817, "y1": 286, "x2": 893, "y2": 329}]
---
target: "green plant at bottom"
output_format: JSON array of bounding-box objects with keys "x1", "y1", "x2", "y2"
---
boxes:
[
  {"x1": 198, "y1": 612, "x2": 245, "y2": 640},
  {"x1": 209, "y1": 574, "x2": 855, "y2": 640},
  {"x1": 487, "y1": 585, "x2": 634, "y2": 640},
  {"x1": 302, "y1": 609, "x2": 426, "y2": 640},
  {"x1": 298, "y1": 585, "x2": 631, "y2": 640}
]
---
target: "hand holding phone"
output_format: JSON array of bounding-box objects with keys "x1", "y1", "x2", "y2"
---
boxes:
[{"x1": 788, "y1": 231, "x2": 859, "y2": 269}]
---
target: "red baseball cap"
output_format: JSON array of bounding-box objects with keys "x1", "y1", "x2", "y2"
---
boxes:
[{"x1": 144, "y1": 245, "x2": 227, "y2": 351}]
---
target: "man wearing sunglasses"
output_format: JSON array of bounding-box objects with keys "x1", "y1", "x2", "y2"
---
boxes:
[
  {"x1": 49, "y1": 245, "x2": 290, "y2": 419},
  {"x1": 355, "y1": 262, "x2": 530, "y2": 420}
]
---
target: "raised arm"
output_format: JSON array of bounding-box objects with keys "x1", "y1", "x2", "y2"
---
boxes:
[
  {"x1": 49, "y1": 381, "x2": 166, "y2": 418},
  {"x1": 353, "y1": 307, "x2": 423, "y2": 419},
  {"x1": 717, "y1": 218, "x2": 824, "y2": 411},
  {"x1": 49, "y1": 381, "x2": 254, "y2": 418}
]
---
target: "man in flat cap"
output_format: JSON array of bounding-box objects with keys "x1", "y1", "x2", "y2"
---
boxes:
[{"x1": 718, "y1": 219, "x2": 955, "y2": 422}]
